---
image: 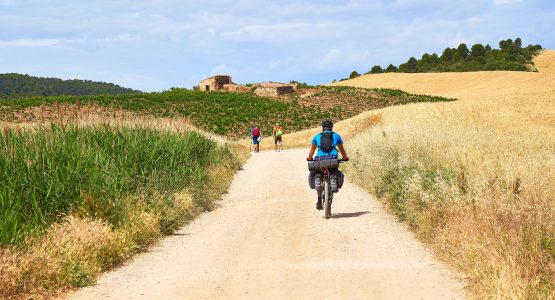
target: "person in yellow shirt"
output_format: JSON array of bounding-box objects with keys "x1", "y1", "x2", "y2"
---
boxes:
[{"x1": 272, "y1": 123, "x2": 284, "y2": 152}]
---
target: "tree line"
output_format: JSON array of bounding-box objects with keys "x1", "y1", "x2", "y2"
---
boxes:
[
  {"x1": 0, "y1": 73, "x2": 141, "y2": 99},
  {"x1": 341, "y1": 38, "x2": 543, "y2": 81}
]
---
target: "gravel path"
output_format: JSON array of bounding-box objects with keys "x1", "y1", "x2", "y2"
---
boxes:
[{"x1": 67, "y1": 149, "x2": 465, "y2": 299}]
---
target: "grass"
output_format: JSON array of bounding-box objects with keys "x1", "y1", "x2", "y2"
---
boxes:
[
  {"x1": 337, "y1": 50, "x2": 555, "y2": 298},
  {"x1": 0, "y1": 87, "x2": 454, "y2": 139},
  {"x1": 0, "y1": 85, "x2": 452, "y2": 298},
  {"x1": 0, "y1": 124, "x2": 232, "y2": 244},
  {"x1": 343, "y1": 93, "x2": 555, "y2": 298},
  {"x1": 0, "y1": 122, "x2": 244, "y2": 298}
]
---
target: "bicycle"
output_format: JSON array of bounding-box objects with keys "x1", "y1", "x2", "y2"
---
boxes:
[{"x1": 307, "y1": 157, "x2": 347, "y2": 219}]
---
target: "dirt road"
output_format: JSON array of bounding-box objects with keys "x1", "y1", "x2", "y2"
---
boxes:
[{"x1": 67, "y1": 149, "x2": 464, "y2": 299}]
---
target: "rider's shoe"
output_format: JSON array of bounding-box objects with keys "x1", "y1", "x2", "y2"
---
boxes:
[{"x1": 316, "y1": 199, "x2": 323, "y2": 210}]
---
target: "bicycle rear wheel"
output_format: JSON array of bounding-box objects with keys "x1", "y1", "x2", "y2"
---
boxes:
[{"x1": 324, "y1": 180, "x2": 331, "y2": 219}]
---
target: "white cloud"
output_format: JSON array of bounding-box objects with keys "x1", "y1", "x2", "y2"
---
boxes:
[
  {"x1": 221, "y1": 21, "x2": 346, "y2": 43},
  {"x1": 95, "y1": 33, "x2": 140, "y2": 43},
  {"x1": 493, "y1": 0, "x2": 523, "y2": 4},
  {"x1": 0, "y1": 38, "x2": 61, "y2": 47}
]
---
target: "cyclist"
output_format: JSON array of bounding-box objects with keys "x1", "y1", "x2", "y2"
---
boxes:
[
  {"x1": 307, "y1": 120, "x2": 349, "y2": 210},
  {"x1": 272, "y1": 123, "x2": 284, "y2": 151}
]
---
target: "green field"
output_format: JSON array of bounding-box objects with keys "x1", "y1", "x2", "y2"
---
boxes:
[
  {"x1": 0, "y1": 125, "x2": 238, "y2": 244},
  {"x1": 0, "y1": 87, "x2": 454, "y2": 138}
]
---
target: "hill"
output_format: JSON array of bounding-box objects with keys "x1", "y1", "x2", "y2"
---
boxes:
[
  {"x1": 342, "y1": 38, "x2": 543, "y2": 80},
  {"x1": 332, "y1": 49, "x2": 555, "y2": 298},
  {"x1": 0, "y1": 73, "x2": 141, "y2": 98},
  {"x1": 0, "y1": 87, "x2": 452, "y2": 139},
  {"x1": 336, "y1": 49, "x2": 555, "y2": 101}
]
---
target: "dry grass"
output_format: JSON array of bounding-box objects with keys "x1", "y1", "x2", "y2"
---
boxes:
[
  {"x1": 334, "y1": 50, "x2": 555, "y2": 298},
  {"x1": 0, "y1": 192, "x2": 192, "y2": 299},
  {"x1": 253, "y1": 113, "x2": 383, "y2": 152},
  {"x1": 0, "y1": 103, "x2": 230, "y2": 146},
  {"x1": 0, "y1": 159, "x2": 242, "y2": 299},
  {"x1": 0, "y1": 109, "x2": 246, "y2": 299}
]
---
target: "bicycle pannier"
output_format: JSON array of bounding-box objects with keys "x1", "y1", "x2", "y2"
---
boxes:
[
  {"x1": 329, "y1": 171, "x2": 344, "y2": 192},
  {"x1": 308, "y1": 171, "x2": 322, "y2": 190},
  {"x1": 308, "y1": 159, "x2": 339, "y2": 171}
]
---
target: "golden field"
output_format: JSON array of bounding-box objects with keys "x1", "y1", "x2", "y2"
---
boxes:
[
  {"x1": 339, "y1": 50, "x2": 555, "y2": 101},
  {"x1": 328, "y1": 50, "x2": 555, "y2": 298}
]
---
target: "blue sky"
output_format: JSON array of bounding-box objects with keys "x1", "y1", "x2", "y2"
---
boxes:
[{"x1": 1, "y1": 0, "x2": 554, "y2": 91}]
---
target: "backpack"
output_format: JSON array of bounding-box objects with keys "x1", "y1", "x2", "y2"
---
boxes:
[
  {"x1": 253, "y1": 127, "x2": 260, "y2": 137},
  {"x1": 320, "y1": 132, "x2": 334, "y2": 152}
]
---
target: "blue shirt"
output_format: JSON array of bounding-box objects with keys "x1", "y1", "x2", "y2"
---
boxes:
[{"x1": 311, "y1": 130, "x2": 343, "y2": 157}]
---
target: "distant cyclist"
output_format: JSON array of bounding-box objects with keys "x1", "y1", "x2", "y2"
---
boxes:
[
  {"x1": 250, "y1": 124, "x2": 261, "y2": 153},
  {"x1": 307, "y1": 120, "x2": 349, "y2": 210},
  {"x1": 272, "y1": 123, "x2": 284, "y2": 152}
]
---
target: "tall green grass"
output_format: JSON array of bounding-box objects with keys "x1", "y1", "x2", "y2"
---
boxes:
[{"x1": 0, "y1": 125, "x2": 234, "y2": 244}]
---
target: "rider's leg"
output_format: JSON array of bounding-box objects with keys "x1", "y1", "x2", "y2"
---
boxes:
[{"x1": 316, "y1": 189, "x2": 323, "y2": 210}]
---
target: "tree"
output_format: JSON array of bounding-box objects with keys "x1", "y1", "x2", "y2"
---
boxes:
[
  {"x1": 514, "y1": 37, "x2": 522, "y2": 49},
  {"x1": 349, "y1": 71, "x2": 361, "y2": 79},
  {"x1": 471, "y1": 43, "x2": 486, "y2": 58},
  {"x1": 457, "y1": 43, "x2": 469, "y2": 59},
  {"x1": 385, "y1": 64, "x2": 398, "y2": 72},
  {"x1": 370, "y1": 65, "x2": 383, "y2": 73},
  {"x1": 485, "y1": 44, "x2": 492, "y2": 53},
  {"x1": 0, "y1": 73, "x2": 141, "y2": 98},
  {"x1": 499, "y1": 39, "x2": 513, "y2": 51},
  {"x1": 441, "y1": 48, "x2": 454, "y2": 61},
  {"x1": 406, "y1": 57, "x2": 418, "y2": 72},
  {"x1": 345, "y1": 38, "x2": 542, "y2": 75}
]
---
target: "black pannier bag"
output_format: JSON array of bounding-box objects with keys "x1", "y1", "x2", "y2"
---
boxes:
[
  {"x1": 329, "y1": 170, "x2": 344, "y2": 192},
  {"x1": 308, "y1": 171, "x2": 322, "y2": 190},
  {"x1": 307, "y1": 158, "x2": 339, "y2": 171},
  {"x1": 320, "y1": 131, "x2": 334, "y2": 152}
]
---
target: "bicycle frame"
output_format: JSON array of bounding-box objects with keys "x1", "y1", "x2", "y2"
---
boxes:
[{"x1": 310, "y1": 159, "x2": 345, "y2": 219}]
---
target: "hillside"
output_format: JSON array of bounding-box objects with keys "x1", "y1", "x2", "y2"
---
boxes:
[
  {"x1": 0, "y1": 73, "x2": 141, "y2": 98},
  {"x1": 336, "y1": 49, "x2": 555, "y2": 101},
  {"x1": 0, "y1": 87, "x2": 452, "y2": 139},
  {"x1": 332, "y1": 49, "x2": 555, "y2": 298}
]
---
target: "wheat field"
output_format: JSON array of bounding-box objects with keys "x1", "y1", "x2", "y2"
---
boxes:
[{"x1": 331, "y1": 50, "x2": 555, "y2": 298}]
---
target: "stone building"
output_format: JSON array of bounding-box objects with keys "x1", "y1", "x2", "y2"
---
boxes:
[
  {"x1": 254, "y1": 82, "x2": 295, "y2": 97},
  {"x1": 223, "y1": 84, "x2": 252, "y2": 93},
  {"x1": 199, "y1": 75, "x2": 233, "y2": 91}
]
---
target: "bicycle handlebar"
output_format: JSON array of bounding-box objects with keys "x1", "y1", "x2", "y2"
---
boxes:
[{"x1": 306, "y1": 158, "x2": 349, "y2": 162}]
